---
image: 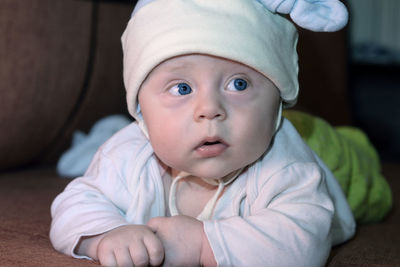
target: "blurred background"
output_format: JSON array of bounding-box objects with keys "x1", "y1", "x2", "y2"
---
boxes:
[{"x1": 347, "y1": 0, "x2": 400, "y2": 161}]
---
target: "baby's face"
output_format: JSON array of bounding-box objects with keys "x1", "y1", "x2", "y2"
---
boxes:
[{"x1": 138, "y1": 54, "x2": 279, "y2": 180}]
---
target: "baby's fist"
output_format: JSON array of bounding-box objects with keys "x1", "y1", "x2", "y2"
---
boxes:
[
  {"x1": 97, "y1": 225, "x2": 164, "y2": 267},
  {"x1": 148, "y1": 215, "x2": 209, "y2": 266}
]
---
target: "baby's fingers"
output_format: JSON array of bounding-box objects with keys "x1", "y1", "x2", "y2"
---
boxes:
[
  {"x1": 98, "y1": 242, "x2": 134, "y2": 267},
  {"x1": 143, "y1": 232, "x2": 164, "y2": 266},
  {"x1": 114, "y1": 247, "x2": 135, "y2": 267},
  {"x1": 97, "y1": 247, "x2": 118, "y2": 267},
  {"x1": 128, "y1": 242, "x2": 150, "y2": 267}
]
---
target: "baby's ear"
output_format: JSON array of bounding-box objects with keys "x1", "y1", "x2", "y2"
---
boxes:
[{"x1": 257, "y1": 0, "x2": 348, "y2": 32}]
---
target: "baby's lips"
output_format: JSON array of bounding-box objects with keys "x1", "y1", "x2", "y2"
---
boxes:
[
  {"x1": 194, "y1": 137, "x2": 229, "y2": 158},
  {"x1": 195, "y1": 136, "x2": 229, "y2": 149}
]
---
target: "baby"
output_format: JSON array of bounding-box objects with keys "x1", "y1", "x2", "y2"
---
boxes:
[{"x1": 50, "y1": 0, "x2": 355, "y2": 266}]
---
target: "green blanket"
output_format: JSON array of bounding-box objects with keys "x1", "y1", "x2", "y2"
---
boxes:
[{"x1": 284, "y1": 110, "x2": 392, "y2": 224}]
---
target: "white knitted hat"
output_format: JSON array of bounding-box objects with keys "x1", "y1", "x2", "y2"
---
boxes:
[{"x1": 121, "y1": 0, "x2": 348, "y2": 123}]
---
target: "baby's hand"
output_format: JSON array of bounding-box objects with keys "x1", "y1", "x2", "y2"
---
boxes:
[
  {"x1": 79, "y1": 225, "x2": 164, "y2": 267},
  {"x1": 147, "y1": 215, "x2": 216, "y2": 267}
]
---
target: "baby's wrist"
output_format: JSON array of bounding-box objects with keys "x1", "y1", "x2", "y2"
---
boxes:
[
  {"x1": 199, "y1": 229, "x2": 217, "y2": 267},
  {"x1": 75, "y1": 234, "x2": 104, "y2": 260}
]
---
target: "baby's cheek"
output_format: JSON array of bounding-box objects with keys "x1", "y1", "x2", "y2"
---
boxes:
[
  {"x1": 150, "y1": 130, "x2": 182, "y2": 166},
  {"x1": 247, "y1": 121, "x2": 274, "y2": 156}
]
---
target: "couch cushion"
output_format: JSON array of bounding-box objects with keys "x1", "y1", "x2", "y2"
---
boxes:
[
  {"x1": 0, "y1": 1, "x2": 132, "y2": 170},
  {"x1": 0, "y1": 0, "x2": 92, "y2": 170}
]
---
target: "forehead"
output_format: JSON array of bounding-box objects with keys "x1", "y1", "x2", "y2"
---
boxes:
[{"x1": 144, "y1": 54, "x2": 272, "y2": 83}]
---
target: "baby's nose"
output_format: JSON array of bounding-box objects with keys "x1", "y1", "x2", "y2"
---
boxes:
[{"x1": 193, "y1": 90, "x2": 226, "y2": 121}]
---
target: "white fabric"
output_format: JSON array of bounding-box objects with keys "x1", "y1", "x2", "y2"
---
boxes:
[
  {"x1": 57, "y1": 115, "x2": 131, "y2": 177},
  {"x1": 132, "y1": 0, "x2": 348, "y2": 32},
  {"x1": 258, "y1": 0, "x2": 348, "y2": 31},
  {"x1": 50, "y1": 119, "x2": 355, "y2": 266}
]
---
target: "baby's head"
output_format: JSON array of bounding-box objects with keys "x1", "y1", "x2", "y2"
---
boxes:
[
  {"x1": 121, "y1": 0, "x2": 347, "y2": 179},
  {"x1": 123, "y1": 0, "x2": 299, "y2": 121}
]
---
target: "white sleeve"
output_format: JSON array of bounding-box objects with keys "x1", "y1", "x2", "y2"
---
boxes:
[
  {"x1": 204, "y1": 163, "x2": 334, "y2": 267},
  {"x1": 49, "y1": 149, "x2": 132, "y2": 259}
]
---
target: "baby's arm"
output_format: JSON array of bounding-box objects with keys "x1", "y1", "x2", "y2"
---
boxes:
[
  {"x1": 76, "y1": 225, "x2": 164, "y2": 266},
  {"x1": 147, "y1": 215, "x2": 217, "y2": 267},
  {"x1": 50, "y1": 147, "x2": 161, "y2": 261}
]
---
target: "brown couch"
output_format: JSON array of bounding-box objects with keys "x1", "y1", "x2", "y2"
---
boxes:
[{"x1": 1, "y1": 0, "x2": 398, "y2": 266}]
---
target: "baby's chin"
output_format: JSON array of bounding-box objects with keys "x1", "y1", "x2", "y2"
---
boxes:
[{"x1": 157, "y1": 155, "x2": 251, "y2": 182}]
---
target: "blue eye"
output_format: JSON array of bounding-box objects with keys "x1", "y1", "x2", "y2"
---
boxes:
[
  {"x1": 169, "y1": 83, "x2": 193, "y2": 96},
  {"x1": 227, "y1": 78, "x2": 248, "y2": 91}
]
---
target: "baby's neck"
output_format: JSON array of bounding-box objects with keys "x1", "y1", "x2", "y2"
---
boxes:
[
  {"x1": 171, "y1": 175, "x2": 222, "y2": 218},
  {"x1": 158, "y1": 158, "x2": 240, "y2": 219},
  {"x1": 158, "y1": 164, "x2": 220, "y2": 218}
]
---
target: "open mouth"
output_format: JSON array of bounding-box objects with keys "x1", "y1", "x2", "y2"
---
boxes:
[
  {"x1": 203, "y1": 141, "x2": 221, "y2": 146},
  {"x1": 195, "y1": 138, "x2": 228, "y2": 157},
  {"x1": 196, "y1": 137, "x2": 227, "y2": 148}
]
